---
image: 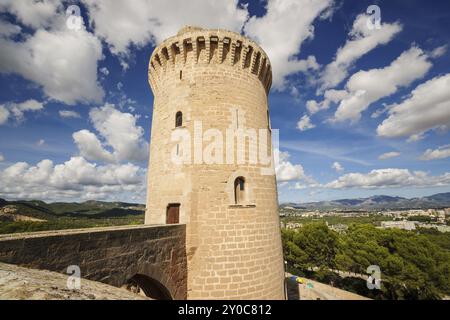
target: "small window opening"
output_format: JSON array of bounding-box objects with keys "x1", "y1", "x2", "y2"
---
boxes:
[
  {"x1": 175, "y1": 111, "x2": 182, "y2": 127},
  {"x1": 234, "y1": 177, "x2": 245, "y2": 204}
]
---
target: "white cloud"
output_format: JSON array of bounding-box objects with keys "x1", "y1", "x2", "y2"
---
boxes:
[
  {"x1": 99, "y1": 67, "x2": 109, "y2": 76},
  {"x1": 0, "y1": 153, "x2": 4, "y2": 162},
  {"x1": 2, "y1": 0, "x2": 334, "y2": 96},
  {"x1": 407, "y1": 133, "x2": 426, "y2": 143},
  {"x1": 0, "y1": 0, "x2": 61, "y2": 29},
  {"x1": 59, "y1": 110, "x2": 81, "y2": 118},
  {"x1": 84, "y1": 0, "x2": 332, "y2": 89},
  {"x1": 297, "y1": 114, "x2": 316, "y2": 131},
  {"x1": 36, "y1": 139, "x2": 45, "y2": 146},
  {"x1": 420, "y1": 146, "x2": 450, "y2": 161},
  {"x1": 83, "y1": 0, "x2": 248, "y2": 55},
  {"x1": 274, "y1": 149, "x2": 306, "y2": 182},
  {"x1": 0, "y1": 18, "x2": 21, "y2": 37},
  {"x1": 0, "y1": 18, "x2": 104, "y2": 105},
  {"x1": 378, "y1": 152, "x2": 400, "y2": 160},
  {"x1": 325, "y1": 168, "x2": 450, "y2": 189},
  {"x1": 245, "y1": 0, "x2": 332, "y2": 89},
  {"x1": 73, "y1": 129, "x2": 114, "y2": 163},
  {"x1": 0, "y1": 157, "x2": 146, "y2": 202},
  {"x1": 9, "y1": 99, "x2": 44, "y2": 121},
  {"x1": 318, "y1": 13, "x2": 402, "y2": 92},
  {"x1": 430, "y1": 45, "x2": 447, "y2": 58},
  {"x1": 332, "y1": 46, "x2": 432, "y2": 122},
  {"x1": 377, "y1": 73, "x2": 450, "y2": 139},
  {"x1": 0, "y1": 105, "x2": 9, "y2": 125},
  {"x1": 293, "y1": 183, "x2": 307, "y2": 190},
  {"x1": 306, "y1": 89, "x2": 348, "y2": 114},
  {"x1": 331, "y1": 161, "x2": 344, "y2": 172},
  {"x1": 0, "y1": 99, "x2": 44, "y2": 124},
  {"x1": 73, "y1": 104, "x2": 149, "y2": 164}
]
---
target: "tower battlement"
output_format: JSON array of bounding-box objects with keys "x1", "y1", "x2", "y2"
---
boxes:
[{"x1": 148, "y1": 27, "x2": 272, "y2": 94}]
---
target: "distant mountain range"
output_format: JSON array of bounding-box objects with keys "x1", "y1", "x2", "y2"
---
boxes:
[
  {"x1": 281, "y1": 192, "x2": 450, "y2": 210},
  {"x1": 0, "y1": 198, "x2": 145, "y2": 222}
]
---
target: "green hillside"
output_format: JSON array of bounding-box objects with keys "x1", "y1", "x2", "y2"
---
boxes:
[{"x1": 0, "y1": 198, "x2": 145, "y2": 234}]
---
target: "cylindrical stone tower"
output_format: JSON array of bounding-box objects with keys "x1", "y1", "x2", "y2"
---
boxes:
[{"x1": 145, "y1": 26, "x2": 285, "y2": 299}]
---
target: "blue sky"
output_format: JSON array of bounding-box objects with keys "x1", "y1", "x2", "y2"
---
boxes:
[{"x1": 0, "y1": 0, "x2": 449, "y2": 204}]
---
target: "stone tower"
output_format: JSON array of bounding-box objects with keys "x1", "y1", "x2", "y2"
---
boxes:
[{"x1": 145, "y1": 26, "x2": 285, "y2": 299}]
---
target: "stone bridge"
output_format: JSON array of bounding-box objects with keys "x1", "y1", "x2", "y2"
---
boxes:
[{"x1": 0, "y1": 224, "x2": 187, "y2": 300}]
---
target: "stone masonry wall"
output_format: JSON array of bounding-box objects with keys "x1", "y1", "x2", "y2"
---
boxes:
[{"x1": 0, "y1": 224, "x2": 187, "y2": 300}]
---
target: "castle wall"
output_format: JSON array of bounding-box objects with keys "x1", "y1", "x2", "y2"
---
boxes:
[
  {"x1": 0, "y1": 224, "x2": 187, "y2": 299},
  {"x1": 145, "y1": 27, "x2": 285, "y2": 299}
]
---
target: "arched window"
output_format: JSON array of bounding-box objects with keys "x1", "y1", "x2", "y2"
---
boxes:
[
  {"x1": 234, "y1": 177, "x2": 245, "y2": 204},
  {"x1": 175, "y1": 111, "x2": 182, "y2": 127}
]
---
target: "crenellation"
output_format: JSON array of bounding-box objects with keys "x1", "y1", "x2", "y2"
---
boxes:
[{"x1": 148, "y1": 29, "x2": 272, "y2": 95}]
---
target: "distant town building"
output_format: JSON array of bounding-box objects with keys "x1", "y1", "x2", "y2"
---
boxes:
[
  {"x1": 285, "y1": 222, "x2": 303, "y2": 230},
  {"x1": 330, "y1": 224, "x2": 348, "y2": 233},
  {"x1": 381, "y1": 220, "x2": 416, "y2": 231}
]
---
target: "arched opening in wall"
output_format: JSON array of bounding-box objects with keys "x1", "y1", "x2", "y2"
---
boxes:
[
  {"x1": 175, "y1": 111, "x2": 182, "y2": 127},
  {"x1": 234, "y1": 177, "x2": 246, "y2": 204},
  {"x1": 124, "y1": 274, "x2": 172, "y2": 300}
]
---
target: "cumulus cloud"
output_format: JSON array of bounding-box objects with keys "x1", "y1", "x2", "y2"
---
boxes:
[
  {"x1": 245, "y1": 0, "x2": 332, "y2": 89},
  {"x1": 420, "y1": 146, "x2": 450, "y2": 161},
  {"x1": 99, "y1": 67, "x2": 109, "y2": 76},
  {"x1": 0, "y1": 11, "x2": 104, "y2": 105},
  {"x1": 84, "y1": 0, "x2": 332, "y2": 89},
  {"x1": 325, "y1": 168, "x2": 450, "y2": 189},
  {"x1": 83, "y1": 0, "x2": 248, "y2": 55},
  {"x1": 0, "y1": 157, "x2": 146, "y2": 202},
  {"x1": 297, "y1": 114, "x2": 316, "y2": 131},
  {"x1": 0, "y1": 105, "x2": 9, "y2": 125},
  {"x1": 377, "y1": 73, "x2": 450, "y2": 139},
  {"x1": 0, "y1": 99, "x2": 44, "y2": 124},
  {"x1": 407, "y1": 133, "x2": 426, "y2": 143},
  {"x1": 0, "y1": 18, "x2": 21, "y2": 37},
  {"x1": 331, "y1": 46, "x2": 432, "y2": 122},
  {"x1": 274, "y1": 149, "x2": 306, "y2": 182},
  {"x1": 73, "y1": 104, "x2": 149, "y2": 164},
  {"x1": 318, "y1": 13, "x2": 402, "y2": 92},
  {"x1": 331, "y1": 161, "x2": 344, "y2": 172},
  {"x1": 378, "y1": 152, "x2": 400, "y2": 160},
  {"x1": 9, "y1": 99, "x2": 44, "y2": 121},
  {"x1": 1, "y1": 0, "x2": 336, "y2": 99},
  {"x1": 0, "y1": 0, "x2": 61, "y2": 29},
  {"x1": 73, "y1": 129, "x2": 114, "y2": 163},
  {"x1": 430, "y1": 45, "x2": 447, "y2": 58},
  {"x1": 59, "y1": 110, "x2": 81, "y2": 118},
  {"x1": 306, "y1": 89, "x2": 348, "y2": 114}
]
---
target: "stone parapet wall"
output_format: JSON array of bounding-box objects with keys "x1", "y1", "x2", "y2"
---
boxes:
[{"x1": 0, "y1": 224, "x2": 187, "y2": 300}]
